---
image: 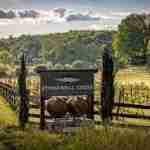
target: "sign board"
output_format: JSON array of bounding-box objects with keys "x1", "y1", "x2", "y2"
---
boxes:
[
  {"x1": 36, "y1": 69, "x2": 98, "y2": 129},
  {"x1": 37, "y1": 69, "x2": 97, "y2": 99}
]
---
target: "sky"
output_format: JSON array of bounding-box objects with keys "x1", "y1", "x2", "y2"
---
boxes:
[
  {"x1": 0, "y1": 0, "x2": 149, "y2": 38},
  {"x1": 0, "y1": 0, "x2": 149, "y2": 11}
]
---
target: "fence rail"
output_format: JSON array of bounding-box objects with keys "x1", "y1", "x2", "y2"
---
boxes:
[
  {"x1": 0, "y1": 81, "x2": 17, "y2": 109},
  {"x1": 112, "y1": 113, "x2": 150, "y2": 120},
  {"x1": 114, "y1": 102, "x2": 150, "y2": 109}
]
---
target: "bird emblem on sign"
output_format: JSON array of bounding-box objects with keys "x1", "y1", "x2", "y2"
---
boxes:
[{"x1": 55, "y1": 77, "x2": 80, "y2": 83}]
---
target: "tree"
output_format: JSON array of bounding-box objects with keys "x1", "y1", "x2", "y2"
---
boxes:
[
  {"x1": 64, "y1": 64, "x2": 72, "y2": 69},
  {"x1": 54, "y1": 63, "x2": 64, "y2": 69},
  {"x1": 113, "y1": 13, "x2": 150, "y2": 65},
  {"x1": 0, "y1": 50, "x2": 12, "y2": 64},
  {"x1": 18, "y1": 54, "x2": 29, "y2": 129}
]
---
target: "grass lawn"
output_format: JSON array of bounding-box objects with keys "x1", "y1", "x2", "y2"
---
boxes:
[
  {"x1": 0, "y1": 126, "x2": 150, "y2": 150},
  {"x1": 0, "y1": 96, "x2": 17, "y2": 127}
]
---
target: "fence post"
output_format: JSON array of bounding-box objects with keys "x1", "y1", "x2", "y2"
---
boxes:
[
  {"x1": 101, "y1": 46, "x2": 114, "y2": 124},
  {"x1": 18, "y1": 54, "x2": 29, "y2": 130},
  {"x1": 40, "y1": 77, "x2": 45, "y2": 130}
]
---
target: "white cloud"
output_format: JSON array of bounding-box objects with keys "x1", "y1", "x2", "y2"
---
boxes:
[
  {"x1": 0, "y1": 8, "x2": 130, "y2": 23},
  {"x1": 0, "y1": 8, "x2": 128, "y2": 38},
  {"x1": 110, "y1": 12, "x2": 131, "y2": 17},
  {"x1": 65, "y1": 12, "x2": 100, "y2": 22},
  {"x1": 88, "y1": 24, "x2": 118, "y2": 31}
]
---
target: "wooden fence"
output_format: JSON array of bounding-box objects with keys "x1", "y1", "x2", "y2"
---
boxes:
[
  {"x1": 29, "y1": 82, "x2": 150, "y2": 128},
  {"x1": 0, "y1": 81, "x2": 17, "y2": 109},
  {"x1": 1, "y1": 77, "x2": 150, "y2": 128},
  {"x1": 112, "y1": 85, "x2": 150, "y2": 121}
]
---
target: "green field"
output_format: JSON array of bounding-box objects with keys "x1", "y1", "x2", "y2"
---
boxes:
[{"x1": 0, "y1": 96, "x2": 17, "y2": 127}]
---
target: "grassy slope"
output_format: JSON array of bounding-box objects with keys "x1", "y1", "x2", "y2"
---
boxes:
[{"x1": 0, "y1": 96, "x2": 17, "y2": 127}]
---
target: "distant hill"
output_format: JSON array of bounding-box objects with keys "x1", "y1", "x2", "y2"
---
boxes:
[{"x1": 0, "y1": 30, "x2": 114, "y2": 65}]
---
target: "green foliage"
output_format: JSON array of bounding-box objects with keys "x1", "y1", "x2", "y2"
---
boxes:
[
  {"x1": 62, "y1": 127, "x2": 150, "y2": 150},
  {"x1": 0, "y1": 50, "x2": 12, "y2": 64},
  {"x1": 72, "y1": 60, "x2": 86, "y2": 69},
  {"x1": 54, "y1": 63, "x2": 64, "y2": 69},
  {"x1": 113, "y1": 13, "x2": 150, "y2": 65},
  {"x1": 0, "y1": 31, "x2": 113, "y2": 66},
  {"x1": 46, "y1": 61, "x2": 53, "y2": 69},
  {"x1": 64, "y1": 64, "x2": 72, "y2": 69},
  {"x1": 0, "y1": 64, "x2": 9, "y2": 77},
  {"x1": 0, "y1": 127, "x2": 64, "y2": 150}
]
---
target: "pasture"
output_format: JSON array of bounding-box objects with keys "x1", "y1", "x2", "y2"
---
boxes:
[{"x1": 0, "y1": 66, "x2": 150, "y2": 150}]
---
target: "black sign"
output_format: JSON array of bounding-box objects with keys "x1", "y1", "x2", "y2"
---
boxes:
[{"x1": 37, "y1": 69, "x2": 97, "y2": 99}]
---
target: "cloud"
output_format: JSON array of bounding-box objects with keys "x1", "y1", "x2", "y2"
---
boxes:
[
  {"x1": 88, "y1": 24, "x2": 118, "y2": 31},
  {"x1": 0, "y1": 8, "x2": 126, "y2": 28},
  {"x1": 18, "y1": 10, "x2": 39, "y2": 18},
  {"x1": 65, "y1": 12, "x2": 100, "y2": 22},
  {"x1": 110, "y1": 12, "x2": 131, "y2": 17},
  {"x1": 53, "y1": 8, "x2": 66, "y2": 17},
  {"x1": 0, "y1": 8, "x2": 101, "y2": 22}
]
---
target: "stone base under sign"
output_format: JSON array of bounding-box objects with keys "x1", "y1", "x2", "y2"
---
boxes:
[{"x1": 46, "y1": 117, "x2": 95, "y2": 133}]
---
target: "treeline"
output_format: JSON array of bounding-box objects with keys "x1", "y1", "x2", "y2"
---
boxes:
[{"x1": 0, "y1": 30, "x2": 113, "y2": 66}]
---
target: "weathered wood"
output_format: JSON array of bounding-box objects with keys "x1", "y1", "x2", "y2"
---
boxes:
[
  {"x1": 0, "y1": 82, "x2": 17, "y2": 109},
  {"x1": 29, "y1": 104, "x2": 40, "y2": 109},
  {"x1": 40, "y1": 76, "x2": 46, "y2": 130},
  {"x1": 101, "y1": 46, "x2": 114, "y2": 123},
  {"x1": 114, "y1": 102, "x2": 150, "y2": 109},
  {"x1": 37, "y1": 69, "x2": 98, "y2": 73},
  {"x1": 112, "y1": 112, "x2": 150, "y2": 120}
]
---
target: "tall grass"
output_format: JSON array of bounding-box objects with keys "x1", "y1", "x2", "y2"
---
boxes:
[
  {"x1": 61, "y1": 127, "x2": 150, "y2": 150},
  {"x1": 0, "y1": 127, "x2": 64, "y2": 150},
  {"x1": 0, "y1": 126, "x2": 150, "y2": 150}
]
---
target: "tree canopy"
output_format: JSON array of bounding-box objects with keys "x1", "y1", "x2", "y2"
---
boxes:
[
  {"x1": 113, "y1": 13, "x2": 150, "y2": 65},
  {"x1": 0, "y1": 31, "x2": 113, "y2": 67}
]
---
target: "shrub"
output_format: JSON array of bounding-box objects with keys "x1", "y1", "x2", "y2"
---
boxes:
[
  {"x1": 72, "y1": 60, "x2": 86, "y2": 69},
  {"x1": 64, "y1": 64, "x2": 72, "y2": 69},
  {"x1": 0, "y1": 127, "x2": 64, "y2": 150},
  {"x1": 54, "y1": 63, "x2": 64, "y2": 70},
  {"x1": 0, "y1": 64, "x2": 9, "y2": 77},
  {"x1": 33, "y1": 65, "x2": 48, "y2": 73},
  {"x1": 47, "y1": 61, "x2": 53, "y2": 69}
]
